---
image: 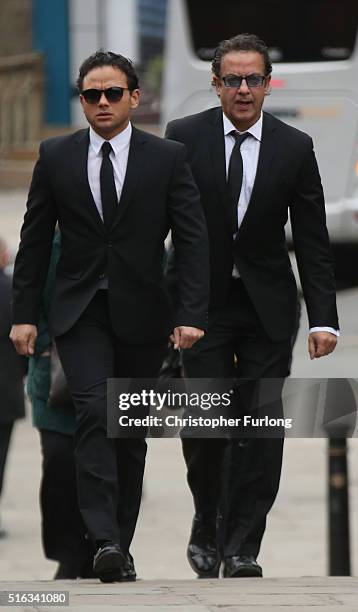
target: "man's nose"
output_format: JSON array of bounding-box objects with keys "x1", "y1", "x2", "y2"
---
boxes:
[
  {"x1": 238, "y1": 78, "x2": 250, "y2": 93},
  {"x1": 98, "y1": 92, "x2": 109, "y2": 105}
]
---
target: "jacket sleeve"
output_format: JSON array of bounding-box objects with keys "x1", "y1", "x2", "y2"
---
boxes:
[
  {"x1": 12, "y1": 142, "x2": 57, "y2": 325},
  {"x1": 165, "y1": 120, "x2": 179, "y2": 142},
  {"x1": 167, "y1": 142, "x2": 209, "y2": 330},
  {"x1": 289, "y1": 138, "x2": 339, "y2": 329}
]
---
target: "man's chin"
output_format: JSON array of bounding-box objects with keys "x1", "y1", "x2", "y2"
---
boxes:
[
  {"x1": 95, "y1": 119, "x2": 114, "y2": 130},
  {"x1": 232, "y1": 111, "x2": 259, "y2": 130},
  {"x1": 92, "y1": 121, "x2": 115, "y2": 137}
]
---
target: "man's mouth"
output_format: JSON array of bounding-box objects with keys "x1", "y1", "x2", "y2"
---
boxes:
[{"x1": 236, "y1": 100, "x2": 252, "y2": 108}]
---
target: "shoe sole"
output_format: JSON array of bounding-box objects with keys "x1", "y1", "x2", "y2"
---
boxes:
[
  {"x1": 225, "y1": 567, "x2": 263, "y2": 578},
  {"x1": 197, "y1": 571, "x2": 220, "y2": 579},
  {"x1": 117, "y1": 575, "x2": 136, "y2": 582},
  {"x1": 99, "y1": 570, "x2": 122, "y2": 583}
]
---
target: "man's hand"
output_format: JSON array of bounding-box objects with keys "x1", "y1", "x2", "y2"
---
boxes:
[
  {"x1": 170, "y1": 326, "x2": 204, "y2": 350},
  {"x1": 308, "y1": 331, "x2": 337, "y2": 360},
  {"x1": 10, "y1": 324, "x2": 37, "y2": 356}
]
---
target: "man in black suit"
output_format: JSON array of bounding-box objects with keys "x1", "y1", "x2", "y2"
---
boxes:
[
  {"x1": 10, "y1": 51, "x2": 209, "y2": 582},
  {"x1": 165, "y1": 34, "x2": 339, "y2": 578}
]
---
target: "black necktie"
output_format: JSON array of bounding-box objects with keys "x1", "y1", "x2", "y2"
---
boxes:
[
  {"x1": 227, "y1": 131, "x2": 249, "y2": 233},
  {"x1": 100, "y1": 141, "x2": 117, "y2": 230}
]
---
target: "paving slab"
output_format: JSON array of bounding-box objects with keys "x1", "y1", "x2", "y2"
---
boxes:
[{"x1": 0, "y1": 577, "x2": 357, "y2": 611}]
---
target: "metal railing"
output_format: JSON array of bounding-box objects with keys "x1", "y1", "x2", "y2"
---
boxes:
[{"x1": 0, "y1": 53, "x2": 44, "y2": 152}]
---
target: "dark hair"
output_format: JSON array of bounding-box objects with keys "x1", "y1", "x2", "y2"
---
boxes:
[
  {"x1": 76, "y1": 50, "x2": 139, "y2": 92},
  {"x1": 211, "y1": 33, "x2": 272, "y2": 78}
]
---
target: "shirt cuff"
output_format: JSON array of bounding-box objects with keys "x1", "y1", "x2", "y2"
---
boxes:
[{"x1": 309, "y1": 326, "x2": 340, "y2": 337}]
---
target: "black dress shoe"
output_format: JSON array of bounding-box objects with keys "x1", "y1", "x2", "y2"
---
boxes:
[
  {"x1": 53, "y1": 563, "x2": 78, "y2": 580},
  {"x1": 187, "y1": 516, "x2": 220, "y2": 578},
  {"x1": 223, "y1": 555, "x2": 263, "y2": 578},
  {"x1": 93, "y1": 542, "x2": 125, "y2": 583},
  {"x1": 77, "y1": 558, "x2": 96, "y2": 579},
  {"x1": 118, "y1": 553, "x2": 136, "y2": 582},
  {"x1": 53, "y1": 556, "x2": 96, "y2": 580}
]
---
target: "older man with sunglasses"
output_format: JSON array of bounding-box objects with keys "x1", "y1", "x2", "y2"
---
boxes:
[{"x1": 10, "y1": 51, "x2": 209, "y2": 583}]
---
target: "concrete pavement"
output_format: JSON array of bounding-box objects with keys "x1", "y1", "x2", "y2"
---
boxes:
[
  {"x1": 1, "y1": 419, "x2": 357, "y2": 581},
  {"x1": 0, "y1": 577, "x2": 358, "y2": 611}
]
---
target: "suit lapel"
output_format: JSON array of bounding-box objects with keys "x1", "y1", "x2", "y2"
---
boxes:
[
  {"x1": 208, "y1": 108, "x2": 234, "y2": 233},
  {"x1": 236, "y1": 111, "x2": 277, "y2": 236},
  {"x1": 112, "y1": 126, "x2": 147, "y2": 230},
  {"x1": 72, "y1": 129, "x2": 105, "y2": 232}
]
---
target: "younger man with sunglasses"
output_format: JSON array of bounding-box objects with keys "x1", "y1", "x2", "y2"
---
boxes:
[
  {"x1": 10, "y1": 51, "x2": 209, "y2": 582},
  {"x1": 166, "y1": 33, "x2": 338, "y2": 578}
]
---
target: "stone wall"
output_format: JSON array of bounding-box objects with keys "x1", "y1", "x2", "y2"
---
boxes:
[{"x1": 0, "y1": 0, "x2": 32, "y2": 57}]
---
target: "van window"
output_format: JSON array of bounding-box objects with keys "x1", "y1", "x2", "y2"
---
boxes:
[{"x1": 186, "y1": 0, "x2": 358, "y2": 62}]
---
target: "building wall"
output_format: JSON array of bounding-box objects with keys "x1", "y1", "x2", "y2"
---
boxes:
[
  {"x1": 32, "y1": 0, "x2": 70, "y2": 124},
  {"x1": 138, "y1": 0, "x2": 167, "y2": 67},
  {"x1": 70, "y1": 0, "x2": 138, "y2": 126},
  {"x1": 0, "y1": 0, "x2": 32, "y2": 56},
  {"x1": 70, "y1": 0, "x2": 103, "y2": 126},
  {"x1": 104, "y1": 0, "x2": 138, "y2": 61}
]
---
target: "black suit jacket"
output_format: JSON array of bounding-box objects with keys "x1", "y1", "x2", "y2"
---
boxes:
[
  {"x1": 12, "y1": 126, "x2": 209, "y2": 343},
  {"x1": 166, "y1": 108, "x2": 338, "y2": 341}
]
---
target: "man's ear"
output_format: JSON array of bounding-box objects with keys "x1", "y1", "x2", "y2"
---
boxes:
[
  {"x1": 212, "y1": 75, "x2": 221, "y2": 98},
  {"x1": 265, "y1": 75, "x2": 272, "y2": 96},
  {"x1": 130, "y1": 88, "x2": 140, "y2": 109}
]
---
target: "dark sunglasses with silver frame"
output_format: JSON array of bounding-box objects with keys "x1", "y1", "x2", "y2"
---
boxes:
[
  {"x1": 221, "y1": 74, "x2": 267, "y2": 88},
  {"x1": 81, "y1": 86, "x2": 130, "y2": 104}
]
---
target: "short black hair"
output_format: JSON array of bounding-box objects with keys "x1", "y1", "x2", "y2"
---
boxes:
[
  {"x1": 77, "y1": 50, "x2": 139, "y2": 92},
  {"x1": 212, "y1": 33, "x2": 272, "y2": 78}
]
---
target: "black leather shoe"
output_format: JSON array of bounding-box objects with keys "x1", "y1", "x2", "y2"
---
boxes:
[
  {"x1": 118, "y1": 553, "x2": 136, "y2": 582},
  {"x1": 53, "y1": 554, "x2": 96, "y2": 580},
  {"x1": 223, "y1": 555, "x2": 263, "y2": 578},
  {"x1": 93, "y1": 543, "x2": 125, "y2": 583},
  {"x1": 187, "y1": 516, "x2": 220, "y2": 578},
  {"x1": 78, "y1": 558, "x2": 96, "y2": 579},
  {"x1": 53, "y1": 563, "x2": 78, "y2": 580}
]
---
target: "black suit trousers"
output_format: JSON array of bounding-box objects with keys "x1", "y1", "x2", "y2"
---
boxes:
[
  {"x1": 0, "y1": 423, "x2": 13, "y2": 497},
  {"x1": 39, "y1": 429, "x2": 94, "y2": 569},
  {"x1": 56, "y1": 290, "x2": 167, "y2": 550},
  {"x1": 182, "y1": 279, "x2": 292, "y2": 558}
]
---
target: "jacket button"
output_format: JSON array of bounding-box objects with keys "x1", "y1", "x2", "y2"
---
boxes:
[{"x1": 108, "y1": 242, "x2": 112, "y2": 248}]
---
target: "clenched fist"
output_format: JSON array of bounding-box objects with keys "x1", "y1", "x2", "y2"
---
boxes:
[
  {"x1": 170, "y1": 326, "x2": 204, "y2": 350},
  {"x1": 10, "y1": 324, "x2": 37, "y2": 356}
]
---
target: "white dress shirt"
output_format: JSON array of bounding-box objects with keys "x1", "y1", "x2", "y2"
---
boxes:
[
  {"x1": 222, "y1": 112, "x2": 339, "y2": 337},
  {"x1": 223, "y1": 111, "x2": 262, "y2": 231},
  {"x1": 88, "y1": 122, "x2": 132, "y2": 221},
  {"x1": 87, "y1": 123, "x2": 132, "y2": 288}
]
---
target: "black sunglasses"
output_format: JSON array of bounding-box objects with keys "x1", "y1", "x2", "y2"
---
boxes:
[
  {"x1": 222, "y1": 74, "x2": 266, "y2": 88},
  {"x1": 81, "y1": 86, "x2": 130, "y2": 104}
]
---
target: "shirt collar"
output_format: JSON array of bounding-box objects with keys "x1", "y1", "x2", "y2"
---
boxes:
[
  {"x1": 89, "y1": 122, "x2": 132, "y2": 156},
  {"x1": 222, "y1": 112, "x2": 263, "y2": 142}
]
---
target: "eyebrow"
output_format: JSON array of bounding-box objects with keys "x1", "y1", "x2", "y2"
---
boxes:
[{"x1": 223, "y1": 72, "x2": 264, "y2": 76}]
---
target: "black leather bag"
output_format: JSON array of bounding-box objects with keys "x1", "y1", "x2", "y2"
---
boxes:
[{"x1": 48, "y1": 343, "x2": 74, "y2": 410}]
